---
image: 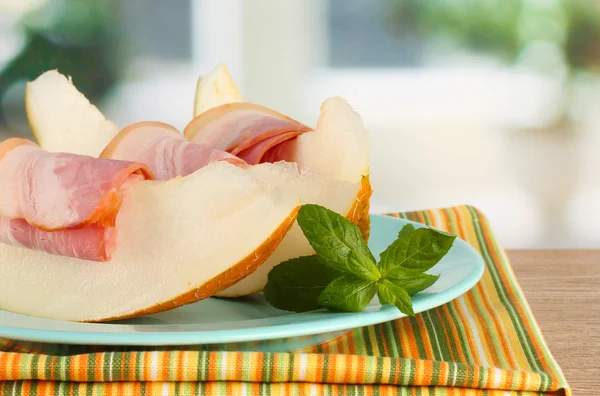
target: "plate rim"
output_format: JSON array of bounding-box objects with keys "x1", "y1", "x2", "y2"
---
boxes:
[{"x1": 0, "y1": 214, "x2": 485, "y2": 346}]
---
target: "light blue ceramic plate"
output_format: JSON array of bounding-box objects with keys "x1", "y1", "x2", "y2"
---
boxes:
[{"x1": 0, "y1": 215, "x2": 484, "y2": 352}]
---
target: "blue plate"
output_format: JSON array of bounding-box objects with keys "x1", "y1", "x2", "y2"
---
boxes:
[{"x1": 0, "y1": 215, "x2": 484, "y2": 351}]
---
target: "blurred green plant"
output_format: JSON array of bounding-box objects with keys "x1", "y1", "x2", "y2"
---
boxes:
[
  {"x1": 0, "y1": 0, "x2": 121, "y2": 126},
  {"x1": 386, "y1": 0, "x2": 600, "y2": 74}
]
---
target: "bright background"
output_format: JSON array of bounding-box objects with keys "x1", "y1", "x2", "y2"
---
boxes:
[{"x1": 1, "y1": 0, "x2": 599, "y2": 248}]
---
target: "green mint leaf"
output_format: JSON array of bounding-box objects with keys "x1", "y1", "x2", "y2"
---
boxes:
[
  {"x1": 318, "y1": 276, "x2": 377, "y2": 312},
  {"x1": 379, "y1": 227, "x2": 456, "y2": 274},
  {"x1": 397, "y1": 223, "x2": 415, "y2": 239},
  {"x1": 383, "y1": 267, "x2": 440, "y2": 296},
  {"x1": 377, "y1": 279, "x2": 415, "y2": 316},
  {"x1": 264, "y1": 256, "x2": 337, "y2": 312},
  {"x1": 297, "y1": 204, "x2": 380, "y2": 281}
]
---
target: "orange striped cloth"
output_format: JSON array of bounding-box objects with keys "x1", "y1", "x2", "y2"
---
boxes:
[{"x1": 0, "y1": 206, "x2": 570, "y2": 395}]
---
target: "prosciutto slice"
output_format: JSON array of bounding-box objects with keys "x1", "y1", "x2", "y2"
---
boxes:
[
  {"x1": 184, "y1": 103, "x2": 312, "y2": 165},
  {"x1": 0, "y1": 138, "x2": 153, "y2": 261},
  {"x1": 100, "y1": 122, "x2": 246, "y2": 180},
  {"x1": 0, "y1": 218, "x2": 115, "y2": 261}
]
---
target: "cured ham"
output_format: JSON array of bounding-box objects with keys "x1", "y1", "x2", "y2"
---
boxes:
[
  {"x1": 0, "y1": 218, "x2": 115, "y2": 261},
  {"x1": 100, "y1": 122, "x2": 246, "y2": 180},
  {"x1": 0, "y1": 138, "x2": 152, "y2": 261},
  {"x1": 184, "y1": 103, "x2": 312, "y2": 165}
]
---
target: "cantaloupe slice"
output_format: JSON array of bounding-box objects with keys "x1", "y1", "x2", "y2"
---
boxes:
[
  {"x1": 26, "y1": 70, "x2": 120, "y2": 157},
  {"x1": 0, "y1": 162, "x2": 299, "y2": 322},
  {"x1": 193, "y1": 64, "x2": 372, "y2": 298}
]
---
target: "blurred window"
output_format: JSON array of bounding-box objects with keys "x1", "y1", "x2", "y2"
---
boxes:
[
  {"x1": 328, "y1": 0, "x2": 423, "y2": 68},
  {"x1": 120, "y1": 0, "x2": 192, "y2": 60}
]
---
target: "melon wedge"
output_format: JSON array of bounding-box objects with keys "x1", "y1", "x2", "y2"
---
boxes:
[
  {"x1": 218, "y1": 162, "x2": 370, "y2": 297},
  {"x1": 194, "y1": 63, "x2": 244, "y2": 116},
  {"x1": 0, "y1": 162, "x2": 299, "y2": 322},
  {"x1": 192, "y1": 66, "x2": 369, "y2": 183},
  {"x1": 192, "y1": 64, "x2": 372, "y2": 298},
  {"x1": 26, "y1": 70, "x2": 120, "y2": 157},
  {"x1": 284, "y1": 96, "x2": 370, "y2": 183}
]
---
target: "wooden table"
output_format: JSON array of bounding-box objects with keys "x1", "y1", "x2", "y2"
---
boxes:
[{"x1": 508, "y1": 250, "x2": 600, "y2": 395}]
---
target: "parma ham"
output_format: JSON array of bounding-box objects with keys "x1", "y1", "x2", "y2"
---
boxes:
[
  {"x1": 100, "y1": 122, "x2": 246, "y2": 180},
  {"x1": 0, "y1": 218, "x2": 115, "y2": 261},
  {"x1": 184, "y1": 103, "x2": 312, "y2": 165},
  {"x1": 0, "y1": 138, "x2": 153, "y2": 261}
]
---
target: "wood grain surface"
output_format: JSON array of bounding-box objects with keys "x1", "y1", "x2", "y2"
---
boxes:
[{"x1": 508, "y1": 250, "x2": 600, "y2": 395}]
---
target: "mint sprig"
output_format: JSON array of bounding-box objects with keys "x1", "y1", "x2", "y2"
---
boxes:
[
  {"x1": 379, "y1": 225, "x2": 455, "y2": 274},
  {"x1": 297, "y1": 205, "x2": 380, "y2": 281},
  {"x1": 263, "y1": 256, "x2": 336, "y2": 313},
  {"x1": 318, "y1": 276, "x2": 378, "y2": 312},
  {"x1": 264, "y1": 204, "x2": 456, "y2": 316}
]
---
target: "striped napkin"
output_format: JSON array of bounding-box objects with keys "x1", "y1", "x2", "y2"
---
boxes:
[{"x1": 0, "y1": 206, "x2": 570, "y2": 395}]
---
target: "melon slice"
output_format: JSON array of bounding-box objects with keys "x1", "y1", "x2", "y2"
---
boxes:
[
  {"x1": 194, "y1": 63, "x2": 244, "y2": 116},
  {"x1": 193, "y1": 64, "x2": 372, "y2": 298},
  {"x1": 193, "y1": 65, "x2": 369, "y2": 184},
  {"x1": 284, "y1": 96, "x2": 370, "y2": 183},
  {"x1": 0, "y1": 162, "x2": 299, "y2": 322},
  {"x1": 218, "y1": 162, "x2": 370, "y2": 297},
  {"x1": 25, "y1": 70, "x2": 120, "y2": 157}
]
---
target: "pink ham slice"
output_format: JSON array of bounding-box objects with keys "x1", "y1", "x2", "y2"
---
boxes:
[
  {"x1": 0, "y1": 218, "x2": 116, "y2": 261},
  {"x1": 0, "y1": 138, "x2": 153, "y2": 261},
  {"x1": 184, "y1": 103, "x2": 312, "y2": 165},
  {"x1": 100, "y1": 122, "x2": 246, "y2": 180}
]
